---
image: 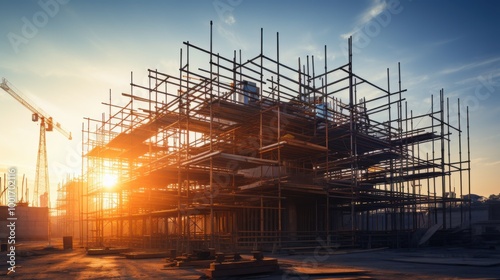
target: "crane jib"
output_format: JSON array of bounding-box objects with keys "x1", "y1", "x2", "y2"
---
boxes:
[{"x1": 0, "y1": 77, "x2": 72, "y2": 140}]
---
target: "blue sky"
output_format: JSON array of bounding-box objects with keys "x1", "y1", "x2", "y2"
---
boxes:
[{"x1": 0, "y1": 0, "x2": 499, "y2": 204}]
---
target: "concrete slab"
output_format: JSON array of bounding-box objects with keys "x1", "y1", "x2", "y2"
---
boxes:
[{"x1": 3, "y1": 241, "x2": 500, "y2": 280}]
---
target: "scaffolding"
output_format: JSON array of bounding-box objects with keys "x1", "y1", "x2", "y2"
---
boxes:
[
  {"x1": 81, "y1": 24, "x2": 472, "y2": 251},
  {"x1": 55, "y1": 177, "x2": 82, "y2": 239}
]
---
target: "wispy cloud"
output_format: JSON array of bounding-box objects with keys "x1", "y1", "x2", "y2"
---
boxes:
[
  {"x1": 224, "y1": 14, "x2": 236, "y2": 25},
  {"x1": 359, "y1": 0, "x2": 387, "y2": 25},
  {"x1": 215, "y1": 23, "x2": 247, "y2": 50},
  {"x1": 454, "y1": 68, "x2": 500, "y2": 87},
  {"x1": 341, "y1": 0, "x2": 388, "y2": 39},
  {"x1": 405, "y1": 74, "x2": 429, "y2": 88},
  {"x1": 473, "y1": 157, "x2": 500, "y2": 167},
  {"x1": 486, "y1": 160, "x2": 500, "y2": 166},
  {"x1": 473, "y1": 157, "x2": 487, "y2": 164},
  {"x1": 439, "y1": 56, "x2": 500, "y2": 75},
  {"x1": 282, "y1": 32, "x2": 325, "y2": 62},
  {"x1": 427, "y1": 37, "x2": 461, "y2": 48}
]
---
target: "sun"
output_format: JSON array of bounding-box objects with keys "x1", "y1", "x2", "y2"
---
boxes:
[{"x1": 102, "y1": 174, "x2": 118, "y2": 188}]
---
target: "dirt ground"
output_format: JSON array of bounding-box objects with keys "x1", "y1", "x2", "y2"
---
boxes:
[{"x1": 1, "y1": 240, "x2": 500, "y2": 279}]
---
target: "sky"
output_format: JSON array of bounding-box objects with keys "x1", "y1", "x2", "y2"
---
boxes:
[{"x1": 0, "y1": 0, "x2": 499, "y2": 206}]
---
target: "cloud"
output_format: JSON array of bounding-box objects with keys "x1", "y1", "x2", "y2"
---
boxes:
[
  {"x1": 455, "y1": 70, "x2": 500, "y2": 86},
  {"x1": 341, "y1": 0, "x2": 388, "y2": 39},
  {"x1": 439, "y1": 56, "x2": 500, "y2": 75},
  {"x1": 473, "y1": 157, "x2": 500, "y2": 167},
  {"x1": 215, "y1": 23, "x2": 247, "y2": 50},
  {"x1": 427, "y1": 37, "x2": 461, "y2": 48},
  {"x1": 473, "y1": 157, "x2": 487, "y2": 164},
  {"x1": 224, "y1": 14, "x2": 236, "y2": 25},
  {"x1": 282, "y1": 33, "x2": 322, "y2": 61},
  {"x1": 359, "y1": 0, "x2": 387, "y2": 25},
  {"x1": 486, "y1": 160, "x2": 500, "y2": 166}
]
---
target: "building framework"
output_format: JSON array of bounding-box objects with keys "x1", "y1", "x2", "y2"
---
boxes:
[
  {"x1": 55, "y1": 177, "x2": 82, "y2": 239},
  {"x1": 79, "y1": 24, "x2": 472, "y2": 251}
]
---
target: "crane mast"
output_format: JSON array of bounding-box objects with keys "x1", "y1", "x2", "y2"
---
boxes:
[{"x1": 0, "y1": 78, "x2": 72, "y2": 207}]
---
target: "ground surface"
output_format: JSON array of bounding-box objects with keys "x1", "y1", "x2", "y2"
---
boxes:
[{"x1": 1, "y1": 240, "x2": 500, "y2": 279}]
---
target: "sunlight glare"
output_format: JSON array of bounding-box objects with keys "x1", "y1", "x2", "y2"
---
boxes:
[{"x1": 103, "y1": 173, "x2": 118, "y2": 188}]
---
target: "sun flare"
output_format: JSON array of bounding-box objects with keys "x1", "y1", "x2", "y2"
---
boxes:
[{"x1": 102, "y1": 174, "x2": 118, "y2": 188}]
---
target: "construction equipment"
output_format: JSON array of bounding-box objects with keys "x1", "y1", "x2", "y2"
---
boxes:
[{"x1": 0, "y1": 78, "x2": 72, "y2": 207}]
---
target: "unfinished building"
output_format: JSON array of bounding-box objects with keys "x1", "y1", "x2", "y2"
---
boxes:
[
  {"x1": 79, "y1": 25, "x2": 472, "y2": 252},
  {"x1": 55, "y1": 177, "x2": 82, "y2": 239}
]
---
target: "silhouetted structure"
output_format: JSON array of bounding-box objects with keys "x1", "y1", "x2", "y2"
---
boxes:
[{"x1": 79, "y1": 24, "x2": 472, "y2": 251}]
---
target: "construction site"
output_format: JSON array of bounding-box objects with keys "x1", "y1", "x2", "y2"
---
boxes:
[{"x1": 51, "y1": 24, "x2": 473, "y2": 255}]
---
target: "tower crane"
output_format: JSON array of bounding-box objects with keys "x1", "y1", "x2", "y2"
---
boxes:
[{"x1": 0, "y1": 78, "x2": 72, "y2": 207}]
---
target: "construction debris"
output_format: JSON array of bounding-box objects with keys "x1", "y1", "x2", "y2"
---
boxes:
[{"x1": 204, "y1": 251, "x2": 279, "y2": 278}]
